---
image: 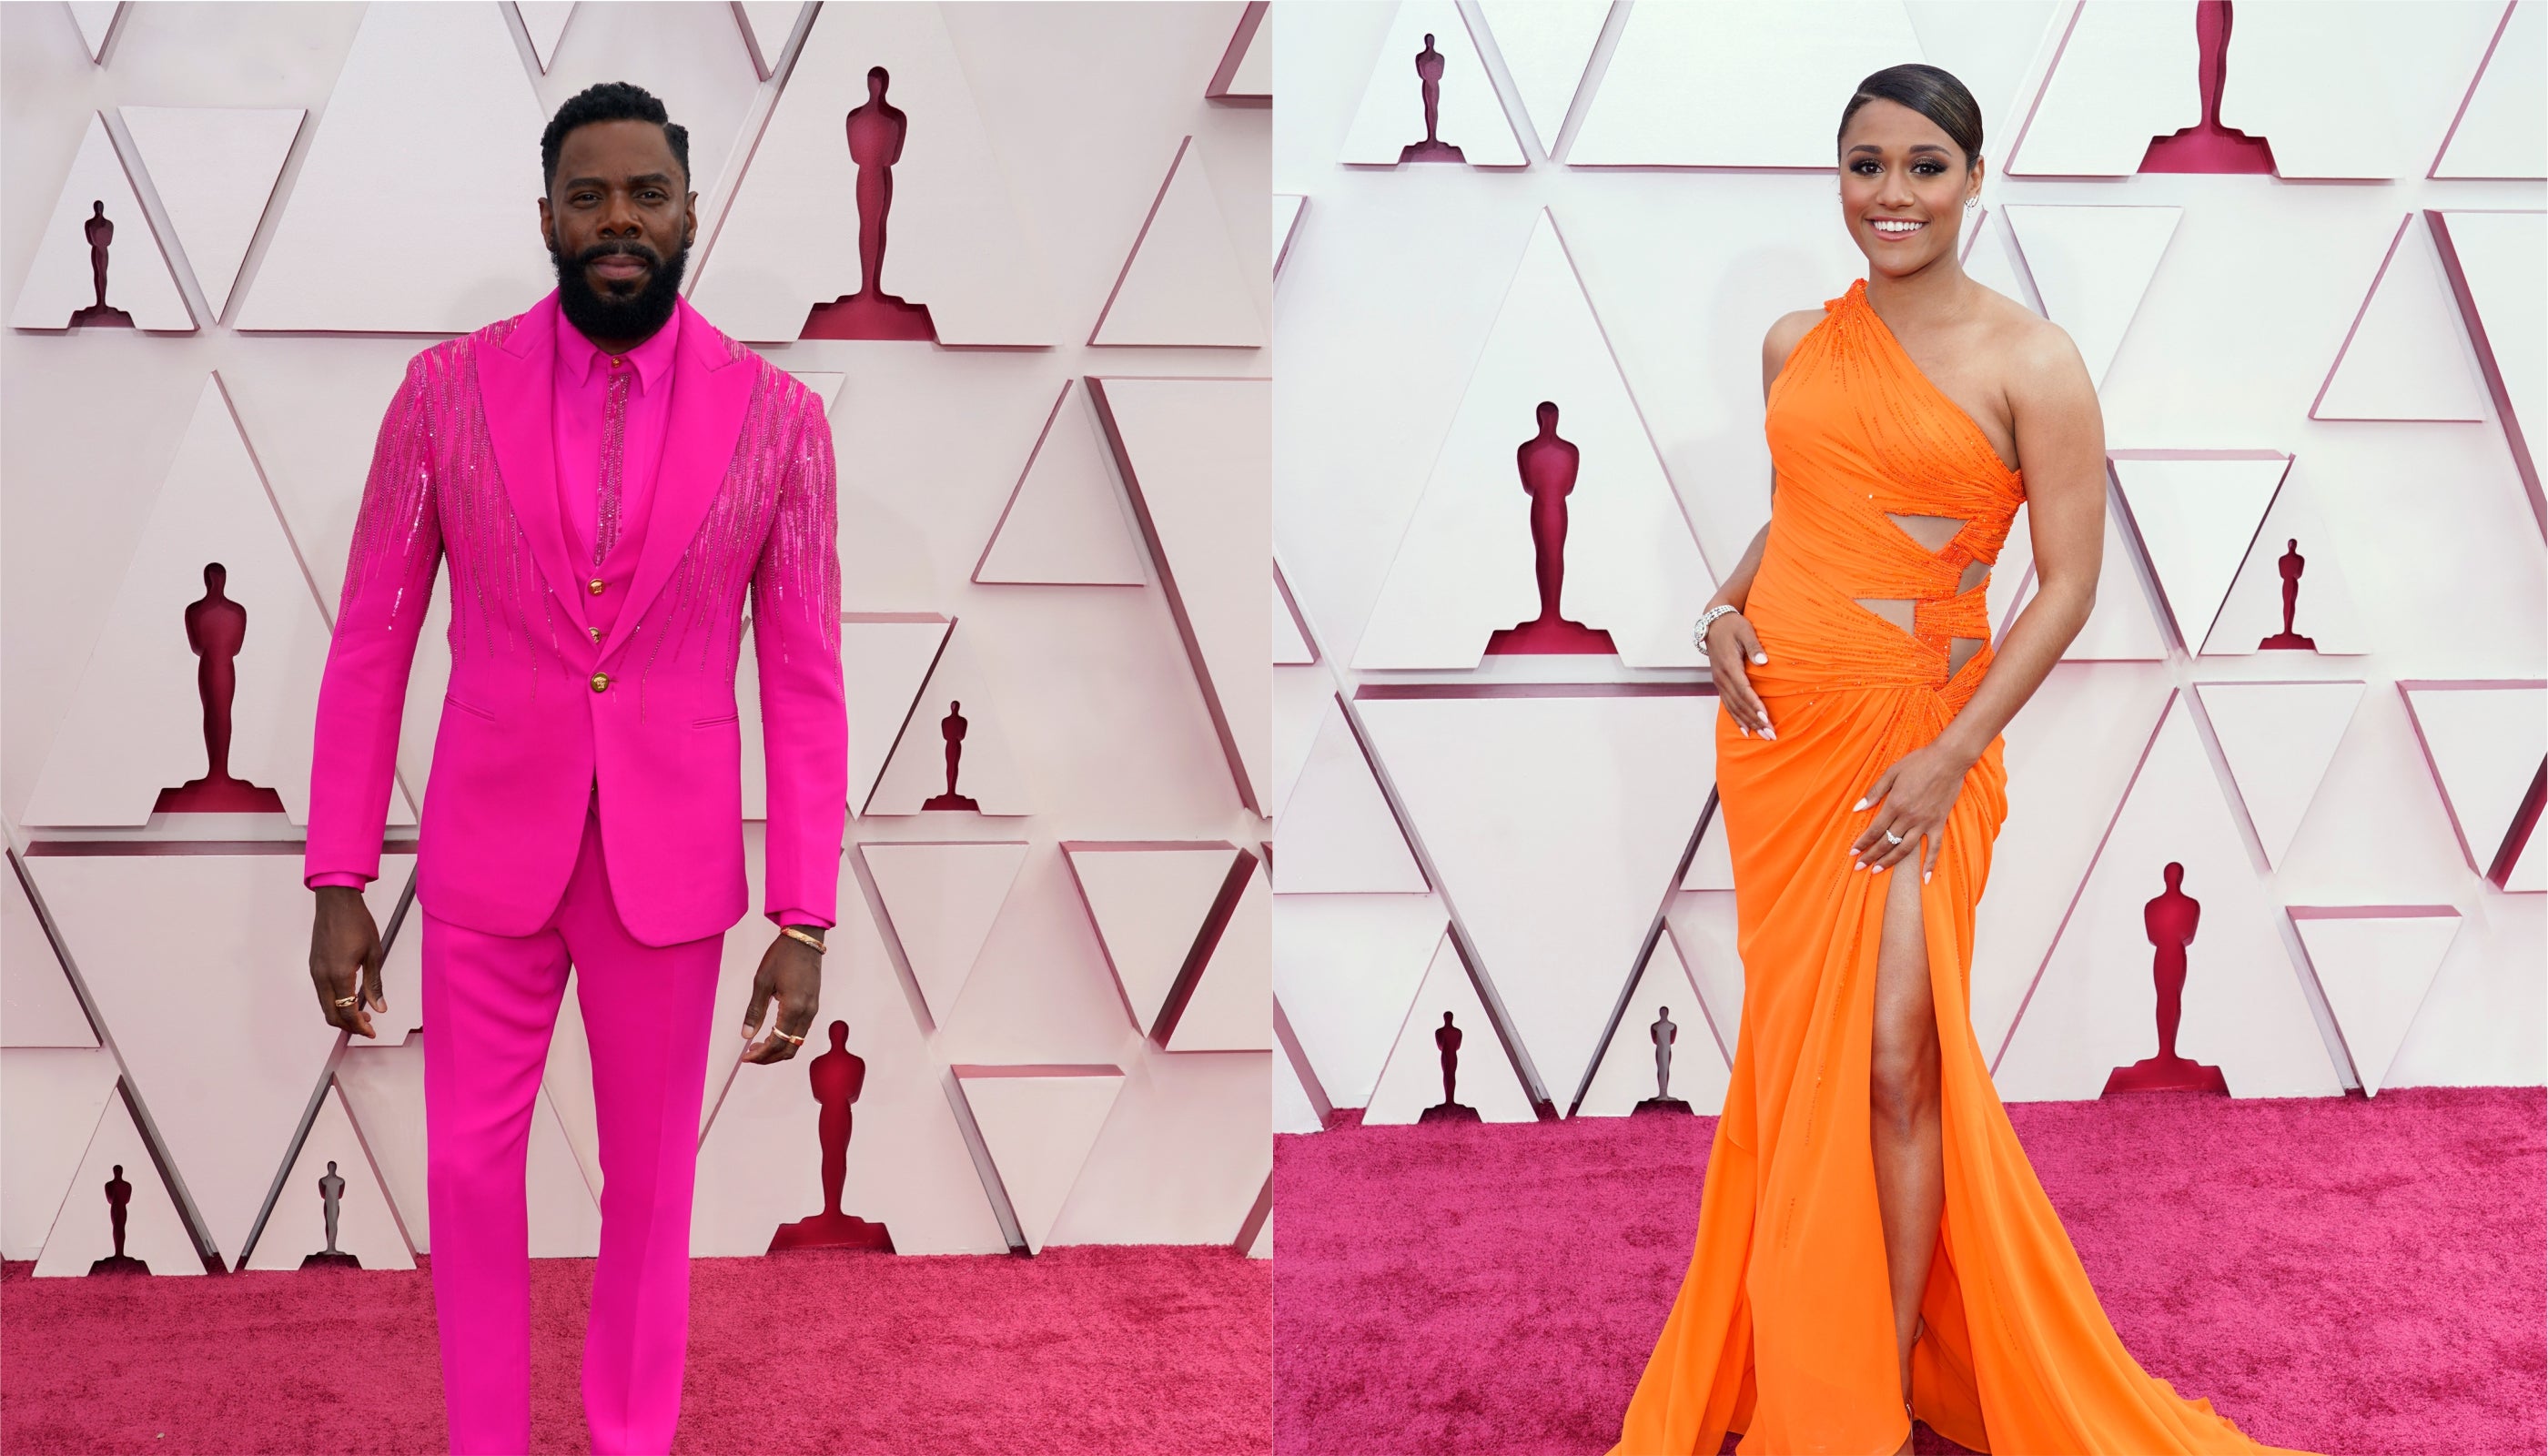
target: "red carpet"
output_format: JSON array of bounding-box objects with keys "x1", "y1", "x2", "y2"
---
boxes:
[
  {"x1": 2, "y1": 1245, "x2": 1269, "y2": 1453},
  {"x1": 1273, "y1": 1087, "x2": 2545, "y2": 1456}
]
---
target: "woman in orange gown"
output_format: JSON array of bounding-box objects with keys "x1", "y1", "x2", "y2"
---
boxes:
[{"x1": 1609, "y1": 66, "x2": 2319, "y2": 1456}]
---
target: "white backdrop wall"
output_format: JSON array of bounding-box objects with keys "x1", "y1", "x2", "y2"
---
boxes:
[
  {"x1": 1269, "y1": 0, "x2": 2545, "y2": 1132},
  {"x1": 2, "y1": 0, "x2": 1274, "y2": 1269}
]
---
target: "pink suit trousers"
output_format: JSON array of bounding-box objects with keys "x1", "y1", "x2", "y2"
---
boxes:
[{"x1": 423, "y1": 787, "x2": 722, "y2": 1455}]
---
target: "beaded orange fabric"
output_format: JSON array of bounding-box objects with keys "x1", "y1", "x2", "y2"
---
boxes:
[
  {"x1": 1607, "y1": 281, "x2": 2318, "y2": 1455},
  {"x1": 1744, "y1": 276, "x2": 2023, "y2": 717}
]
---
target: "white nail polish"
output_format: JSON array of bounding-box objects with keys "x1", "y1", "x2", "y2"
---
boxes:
[
  {"x1": 1851, "y1": 796, "x2": 1868, "y2": 811},
  {"x1": 1761, "y1": 726, "x2": 1776, "y2": 741},
  {"x1": 1753, "y1": 652, "x2": 1767, "y2": 664}
]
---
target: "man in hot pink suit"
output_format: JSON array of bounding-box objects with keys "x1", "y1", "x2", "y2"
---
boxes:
[{"x1": 303, "y1": 84, "x2": 844, "y2": 1454}]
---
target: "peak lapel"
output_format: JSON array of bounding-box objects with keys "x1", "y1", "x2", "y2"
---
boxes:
[
  {"x1": 474, "y1": 291, "x2": 595, "y2": 643},
  {"x1": 600, "y1": 297, "x2": 757, "y2": 662}
]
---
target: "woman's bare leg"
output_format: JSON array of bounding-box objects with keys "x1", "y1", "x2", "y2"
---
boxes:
[{"x1": 1871, "y1": 856, "x2": 1944, "y2": 1450}]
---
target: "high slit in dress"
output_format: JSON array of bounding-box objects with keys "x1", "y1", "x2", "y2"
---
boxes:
[{"x1": 1608, "y1": 278, "x2": 2316, "y2": 1456}]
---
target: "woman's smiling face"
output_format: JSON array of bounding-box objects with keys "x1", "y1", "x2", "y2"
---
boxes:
[{"x1": 1838, "y1": 97, "x2": 1981, "y2": 270}]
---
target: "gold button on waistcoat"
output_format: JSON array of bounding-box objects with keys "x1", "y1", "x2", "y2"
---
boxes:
[
  {"x1": 591, "y1": 672, "x2": 611, "y2": 693},
  {"x1": 589, "y1": 626, "x2": 602, "y2": 642},
  {"x1": 588, "y1": 578, "x2": 605, "y2": 595}
]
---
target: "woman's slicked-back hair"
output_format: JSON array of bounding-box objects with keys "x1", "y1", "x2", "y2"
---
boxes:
[
  {"x1": 541, "y1": 81, "x2": 691, "y2": 193},
  {"x1": 1837, "y1": 64, "x2": 1983, "y2": 170}
]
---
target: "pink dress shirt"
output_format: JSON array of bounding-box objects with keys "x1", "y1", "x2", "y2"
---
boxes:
[
  {"x1": 551, "y1": 298, "x2": 679, "y2": 571},
  {"x1": 312, "y1": 307, "x2": 830, "y2": 932}
]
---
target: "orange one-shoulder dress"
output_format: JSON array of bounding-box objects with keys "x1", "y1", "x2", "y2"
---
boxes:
[{"x1": 1608, "y1": 278, "x2": 2317, "y2": 1456}]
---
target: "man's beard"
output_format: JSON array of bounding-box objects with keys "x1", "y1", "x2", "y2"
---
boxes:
[{"x1": 551, "y1": 236, "x2": 689, "y2": 342}]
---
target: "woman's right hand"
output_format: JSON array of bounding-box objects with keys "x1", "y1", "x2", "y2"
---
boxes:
[{"x1": 1705, "y1": 610, "x2": 1774, "y2": 739}]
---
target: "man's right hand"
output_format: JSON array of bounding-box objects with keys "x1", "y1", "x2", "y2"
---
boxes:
[{"x1": 309, "y1": 885, "x2": 386, "y2": 1038}]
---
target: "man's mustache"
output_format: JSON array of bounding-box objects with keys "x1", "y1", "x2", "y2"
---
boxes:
[{"x1": 577, "y1": 242, "x2": 661, "y2": 266}]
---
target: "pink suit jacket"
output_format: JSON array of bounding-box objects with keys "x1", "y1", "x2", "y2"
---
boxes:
[{"x1": 305, "y1": 290, "x2": 846, "y2": 946}]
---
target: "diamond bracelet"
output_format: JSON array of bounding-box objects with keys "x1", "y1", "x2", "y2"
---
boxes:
[{"x1": 1694, "y1": 602, "x2": 1742, "y2": 650}]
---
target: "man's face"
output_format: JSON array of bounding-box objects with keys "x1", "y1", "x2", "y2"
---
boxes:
[{"x1": 539, "y1": 117, "x2": 696, "y2": 343}]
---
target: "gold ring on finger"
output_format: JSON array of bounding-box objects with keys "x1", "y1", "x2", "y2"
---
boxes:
[
  {"x1": 774, "y1": 1028, "x2": 804, "y2": 1044},
  {"x1": 333, "y1": 996, "x2": 359, "y2": 1007}
]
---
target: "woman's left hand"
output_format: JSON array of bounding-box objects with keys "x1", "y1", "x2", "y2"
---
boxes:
[{"x1": 1850, "y1": 740, "x2": 1975, "y2": 880}]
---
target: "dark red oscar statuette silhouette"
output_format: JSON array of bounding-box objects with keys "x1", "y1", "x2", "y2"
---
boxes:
[
  {"x1": 69, "y1": 200, "x2": 136, "y2": 329},
  {"x1": 1487, "y1": 401, "x2": 1618, "y2": 655},
  {"x1": 301, "y1": 1159, "x2": 360, "y2": 1269},
  {"x1": 2258, "y1": 538, "x2": 2317, "y2": 650},
  {"x1": 155, "y1": 562, "x2": 288, "y2": 814},
  {"x1": 2138, "y1": 0, "x2": 2277, "y2": 175},
  {"x1": 1635, "y1": 1006, "x2": 1691, "y2": 1116},
  {"x1": 1419, "y1": 1010, "x2": 1479, "y2": 1122},
  {"x1": 921, "y1": 699, "x2": 979, "y2": 812},
  {"x1": 89, "y1": 1163, "x2": 147, "y2": 1274},
  {"x1": 2104, "y1": 861, "x2": 2231, "y2": 1095},
  {"x1": 803, "y1": 66, "x2": 937, "y2": 341},
  {"x1": 769, "y1": 1020, "x2": 896, "y2": 1253},
  {"x1": 1399, "y1": 33, "x2": 1465, "y2": 163}
]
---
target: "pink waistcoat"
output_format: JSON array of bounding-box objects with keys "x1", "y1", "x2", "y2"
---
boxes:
[{"x1": 305, "y1": 290, "x2": 846, "y2": 945}]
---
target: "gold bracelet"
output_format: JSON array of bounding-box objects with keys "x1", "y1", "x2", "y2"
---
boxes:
[{"x1": 778, "y1": 925, "x2": 826, "y2": 954}]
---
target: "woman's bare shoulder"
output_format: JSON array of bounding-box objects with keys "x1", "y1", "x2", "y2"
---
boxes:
[
  {"x1": 1762, "y1": 307, "x2": 1826, "y2": 392},
  {"x1": 1972, "y1": 282, "x2": 2088, "y2": 384},
  {"x1": 1766, "y1": 306, "x2": 1826, "y2": 355}
]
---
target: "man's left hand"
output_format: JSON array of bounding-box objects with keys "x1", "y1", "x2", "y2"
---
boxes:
[{"x1": 740, "y1": 929, "x2": 823, "y2": 1063}]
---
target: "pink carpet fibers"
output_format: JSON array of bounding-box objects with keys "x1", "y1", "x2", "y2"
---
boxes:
[
  {"x1": 3, "y1": 1244, "x2": 1269, "y2": 1453},
  {"x1": 1274, "y1": 1087, "x2": 2544, "y2": 1456}
]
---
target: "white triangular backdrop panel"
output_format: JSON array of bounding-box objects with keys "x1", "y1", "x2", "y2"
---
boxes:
[
  {"x1": 2292, "y1": 908, "x2": 2464, "y2": 1097},
  {"x1": 1994, "y1": 693, "x2": 2345, "y2": 1101},
  {"x1": 3, "y1": 865, "x2": 96, "y2": 1047},
  {"x1": 1354, "y1": 209, "x2": 1717, "y2": 670},
  {"x1": 1363, "y1": 930, "x2": 1537, "y2": 1125},
  {"x1": 2007, "y1": 2, "x2": 2199, "y2": 177},
  {"x1": 33, "y1": 1086, "x2": 203, "y2": 1277},
  {"x1": 2201, "y1": 477, "x2": 2370, "y2": 657},
  {"x1": 951, "y1": 1067, "x2": 1125, "y2": 1253},
  {"x1": 2196, "y1": 681, "x2": 2367, "y2": 869},
  {"x1": 1360, "y1": 691, "x2": 1716, "y2": 1102},
  {"x1": 2314, "y1": 213, "x2": 2490, "y2": 421},
  {"x1": 26, "y1": 376, "x2": 410, "y2": 829},
  {"x1": 693, "y1": 881, "x2": 1010, "y2": 1256},
  {"x1": 974, "y1": 381, "x2": 1148, "y2": 587},
  {"x1": 1092, "y1": 136, "x2": 1265, "y2": 348},
  {"x1": 233, "y1": 4, "x2": 548, "y2": 331},
  {"x1": 2433, "y1": 0, "x2": 2546, "y2": 179},
  {"x1": 1338, "y1": 1, "x2": 1525, "y2": 167},
  {"x1": 0, "y1": 1047, "x2": 121, "y2": 1258},
  {"x1": 1568, "y1": 3, "x2": 1923, "y2": 167},
  {"x1": 29, "y1": 850, "x2": 413, "y2": 1261},
  {"x1": 116, "y1": 107, "x2": 303, "y2": 320},
  {"x1": 1474, "y1": 1, "x2": 1604, "y2": 158},
  {"x1": 688, "y1": 1, "x2": 1054, "y2": 343},
  {"x1": 10, "y1": 112, "x2": 191, "y2": 331},
  {"x1": 1575, "y1": 929, "x2": 1731, "y2": 1118},
  {"x1": 242, "y1": 1082, "x2": 413, "y2": 1270}
]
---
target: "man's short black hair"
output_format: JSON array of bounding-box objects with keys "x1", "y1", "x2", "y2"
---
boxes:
[{"x1": 541, "y1": 81, "x2": 690, "y2": 194}]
